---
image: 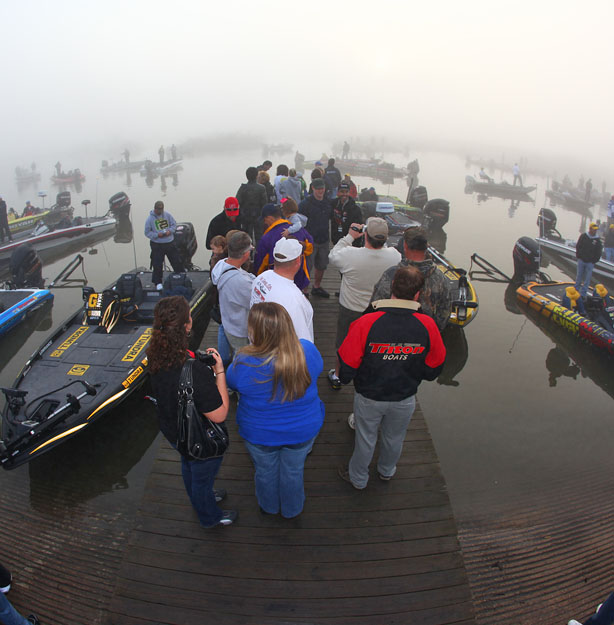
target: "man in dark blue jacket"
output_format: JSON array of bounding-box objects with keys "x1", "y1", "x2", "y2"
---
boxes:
[
  {"x1": 299, "y1": 177, "x2": 332, "y2": 297},
  {"x1": 337, "y1": 265, "x2": 445, "y2": 489}
]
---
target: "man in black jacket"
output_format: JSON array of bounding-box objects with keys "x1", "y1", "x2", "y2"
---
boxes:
[
  {"x1": 575, "y1": 222, "x2": 603, "y2": 297},
  {"x1": 337, "y1": 265, "x2": 445, "y2": 489},
  {"x1": 236, "y1": 167, "x2": 267, "y2": 244},
  {"x1": 324, "y1": 158, "x2": 342, "y2": 199},
  {"x1": 299, "y1": 178, "x2": 332, "y2": 297},
  {"x1": 205, "y1": 197, "x2": 244, "y2": 249},
  {"x1": 0, "y1": 195, "x2": 12, "y2": 243},
  {"x1": 330, "y1": 182, "x2": 362, "y2": 244}
]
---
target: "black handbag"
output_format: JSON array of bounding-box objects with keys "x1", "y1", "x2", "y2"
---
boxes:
[{"x1": 176, "y1": 358, "x2": 229, "y2": 460}]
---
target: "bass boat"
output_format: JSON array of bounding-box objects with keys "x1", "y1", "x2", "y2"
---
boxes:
[
  {"x1": 0, "y1": 223, "x2": 214, "y2": 470},
  {"x1": 465, "y1": 175, "x2": 536, "y2": 197}
]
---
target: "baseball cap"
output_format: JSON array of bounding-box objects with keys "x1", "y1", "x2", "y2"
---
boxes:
[
  {"x1": 338, "y1": 182, "x2": 350, "y2": 191},
  {"x1": 365, "y1": 217, "x2": 388, "y2": 241},
  {"x1": 403, "y1": 226, "x2": 428, "y2": 250},
  {"x1": 589, "y1": 222, "x2": 599, "y2": 230},
  {"x1": 261, "y1": 203, "x2": 279, "y2": 218},
  {"x1": 224, "y1": 197, "x2": 239, "y2": 213},
  {"x1": 273, "y1": 238, "x2": 303, "y2": 262},
  {"x1": 312, "y1": 178, "x2": 326, "y2": 190}
]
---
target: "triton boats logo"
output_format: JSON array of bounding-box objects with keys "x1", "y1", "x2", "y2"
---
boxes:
[{"x1": 368, "y1": 342, "x2": 425, "y2": 360}]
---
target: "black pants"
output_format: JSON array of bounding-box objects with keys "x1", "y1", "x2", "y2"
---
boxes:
[
  {"x1": 0, "y1": 216, "x2": 11, "y2": 242},
  {"x1": 150, "y1": 240, "x2": 184, "y2": 285}
]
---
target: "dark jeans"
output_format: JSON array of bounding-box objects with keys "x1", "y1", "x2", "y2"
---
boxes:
[
  {"x1": 150, "y1": 240, "x2": 184, "y2": 285},
  {"x1": 584, "y1": 591, "x2": 614, "y2": 624},
  {"x1": 0, "y1": 592, "x2": 30, "y2": 625},
  {"x1": 180, "y1": 454, "x2": 224, "y2": 527},
  {"x1": 243, "y1": 218, "x2": 263, "y2": 246},
  {"x1": 0, "y1": 217, "x2": 11, "y2": 242}
]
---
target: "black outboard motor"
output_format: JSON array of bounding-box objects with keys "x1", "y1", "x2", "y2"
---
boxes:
[
  {"x1": 108, "y1": 191, "x2": 131, "y2": 218},
  {"x1": 422, "y1": 199, "x2": 450, "y2": 229},
  {"x1": 513, "y1": 236, "x2": 541, "y2": 283},
  {"x1": 174, "y1": 222, "x2": 197, "y2": 270},
  {"x1": 409, "y1": 185, "x2": 428, "y2": 209},
  {"x1": 10, "y1": 244, "x2": 44, "y2": 289},
  {"x1": 56, "y1": 191, "x2": 71, "y2": 208},
  {"x1": 537, "y1": 208, "x2": 560, "y2": 239}
]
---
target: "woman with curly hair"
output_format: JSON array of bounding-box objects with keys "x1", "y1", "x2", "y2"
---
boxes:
[
  {"x1": 227, "y1": 302, "x2": 324, "y2": 518},
  {"x1": 147, "y1": 295, "x2": 236, "y2": 527}
]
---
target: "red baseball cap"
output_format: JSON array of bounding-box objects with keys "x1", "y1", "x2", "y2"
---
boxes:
[{"x1": 224, "y1": 197, "x2": 239, "y2": 212}]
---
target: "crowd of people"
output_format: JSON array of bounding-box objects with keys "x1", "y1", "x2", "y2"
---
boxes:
[{"x1": 142, "y1": 157, "x2": 453, "y2": 531}]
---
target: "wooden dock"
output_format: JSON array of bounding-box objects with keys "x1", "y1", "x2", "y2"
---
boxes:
[{"x1": 107, "y1": 273, "x2": 476, "y2": 625}]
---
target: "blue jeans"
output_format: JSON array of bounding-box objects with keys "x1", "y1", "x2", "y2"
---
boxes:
[
  {"x1": 244, "y1": 437, "x2": 315, "y2": 518},
  {"x1": 605, "y1": 247, "x2": 614, "y2": 263},
  {"x1": 180, "y1": 455, "x2": 224, "y2": 527},
  {"x1": 575, "y1": 259, "x2": 594, "y2": 297},
  {"x1": 217, "y1": 325, "x2": 232, "y2": 367},
  {"x1": 0, "y1": 593, "x2": 30, "y2": 625},
  {"x1": 349, "y1": 392, "x2": 416, "y2": 488},
  {"x1": 584, "y1": 591, "x2": 614, "y2": 624}
]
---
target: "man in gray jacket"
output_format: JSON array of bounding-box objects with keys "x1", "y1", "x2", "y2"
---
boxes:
[
  {"x1": 144, "y1": 200, "x2": 184, "y2": 289},
  {"x1": 211, "y1": 231, "x2": 255, "y2": 357}
]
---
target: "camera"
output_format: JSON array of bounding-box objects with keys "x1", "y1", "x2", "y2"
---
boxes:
[
  {"x1": 196, "y1": 350, "x2": 216, "y2": 366},
  {"x1": 350, "y1": 225, "x2": 364, "y2": 233}
]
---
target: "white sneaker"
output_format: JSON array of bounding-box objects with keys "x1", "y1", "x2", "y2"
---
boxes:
[
  {"x1": 156, "y1": 283, "x2": 163, "y2": 291},
  {"x1": 567, "y1": 621, "x2": 582, "y2": 625},
  {"x1": 347, "y1": 413, "x2": 355, "y2": 430}
]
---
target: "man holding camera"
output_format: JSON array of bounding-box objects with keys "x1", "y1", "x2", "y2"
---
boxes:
[{"x1": 327, "y1": 217, "x2": 401, "y2": 389}]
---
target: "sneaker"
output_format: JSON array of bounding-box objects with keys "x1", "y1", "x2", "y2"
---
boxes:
[
  {"x1": 327, "y1": 369, "x2": 341, "y2": 390},
  {"x1": 347, "y1": 413, "x2": 355, "y2": 430},
  {"x1": 214, "y1": 488, "x2": 227, "y2": 503},
  {"x1": 337, "y1": 465, "x2": 364, "y2": 490},
  {"x1": 377, "y1": 472, "x2": 393, "y2": 481},
  {"x1": 311, "y1": 286, "x2": 330, "y2": 298},
  {"x1": 568, "y1": 621, "x2": 582, "y2": 625},
  {"x1": 156, "y1": 283, "x2": 163, "y2": 291},
  {"x1": 26, "y1": 616, "x2": 40, "y2": 625},
  {"x1": 217, "y1": 510, "x2": 237, "y2": 526}
]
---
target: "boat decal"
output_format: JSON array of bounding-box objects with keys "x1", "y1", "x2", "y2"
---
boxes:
[
  {"x1": 86, "y1": 388, "x2": 130, "y2": 420},
  {"x1": 29, "y1": 423, "x2": 88, "y2": 455},
  {"x1": 50, "y1": 326, "x2": 89, "y2": 357},
  {"x1": 67, "y1": 364, "x2": 90, "y2": 376},
  {"x1": 122, "y1": 365, "x2": 144, "y2": 388},
  {"x1": 121, "y1": 328, "x2": 152, "y2": 362}
]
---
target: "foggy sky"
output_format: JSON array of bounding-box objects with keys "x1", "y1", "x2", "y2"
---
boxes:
[{"x1": 2, "y1": 0, "x2": 612, "y2": 171}]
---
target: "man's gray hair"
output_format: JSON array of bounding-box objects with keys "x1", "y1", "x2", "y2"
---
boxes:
[{"x1": 227, "y1": 231, "x2": 252, "y2": 258}]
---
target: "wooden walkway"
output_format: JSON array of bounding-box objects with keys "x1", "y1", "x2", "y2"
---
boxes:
[{"x1": 107, "y1": 273, "x2": 476, "y2": 625}]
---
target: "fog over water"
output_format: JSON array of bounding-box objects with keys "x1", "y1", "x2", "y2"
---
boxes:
[{"x1": 2, "y1": 0, "x2": 613, "y2": 176}]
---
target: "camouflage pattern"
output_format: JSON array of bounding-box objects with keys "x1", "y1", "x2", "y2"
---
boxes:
[{"x1": 370, "y1": 259, "x2": 452, "y2": 330}]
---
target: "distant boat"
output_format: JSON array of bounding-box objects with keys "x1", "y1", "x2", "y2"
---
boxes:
[
  {"x1": 139, "y1": 159, "x2": 183, "y2": 177},
  {"x1": 465, "y1": 175, "x2": 536, "y2": 197},
  {"x1": 51, "y1": 170, "x2": 85, "y2": 185},
  {"x1": 8, "y1": 211, "x2": 50, "y2": 235},
  {"x1": 100, "y1": 159, "x2": 148, "y2": 174}
]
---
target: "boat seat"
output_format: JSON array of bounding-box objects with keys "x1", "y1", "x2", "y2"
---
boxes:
[{"x1": 115, "y1": 274, "x2": 146, "y2": 321}]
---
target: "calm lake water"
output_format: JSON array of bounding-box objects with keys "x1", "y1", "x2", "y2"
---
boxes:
[{"x1": 0, "y1": 146, "x2": 611, "y2": 623}]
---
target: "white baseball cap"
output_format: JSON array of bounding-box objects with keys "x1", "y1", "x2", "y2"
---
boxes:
[{"x1": 273, "y1": 238, "x2": 303, "y2": 262}]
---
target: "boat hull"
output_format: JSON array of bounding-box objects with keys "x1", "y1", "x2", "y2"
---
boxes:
[
  {"x1": 0, "y1": 289, "x2": 54, "y2": 336},
  {"x1": 516, "y1": 281, "x2": 614, "y2": 356}
]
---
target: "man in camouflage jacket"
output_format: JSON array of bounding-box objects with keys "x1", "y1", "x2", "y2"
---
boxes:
[{"x1": 369, "y1": 227, "x2": 451, "y2": 330}]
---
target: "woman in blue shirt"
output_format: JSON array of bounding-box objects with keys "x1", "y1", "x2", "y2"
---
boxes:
[{"x1": 227, "y1": 302, "x2": 324, "y2": 518}]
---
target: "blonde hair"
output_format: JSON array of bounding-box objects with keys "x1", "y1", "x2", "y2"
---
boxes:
[
  {"x1": 239, "y1": 302, "x2": 310, "y2": 402},
  {"x1": 257, "y1": 170, "x2": 270, "y2": 184}
]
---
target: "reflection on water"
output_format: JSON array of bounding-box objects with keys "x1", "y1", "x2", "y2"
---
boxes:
[{"x1": 436, "y1": 325, "x2": 468, "y2": 387}]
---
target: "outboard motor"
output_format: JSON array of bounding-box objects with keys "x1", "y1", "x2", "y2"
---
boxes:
[
  {"x1": 409, "y1": 185, "x2": 428, "y2": 209},
  {"x1": 513, "y1": 236, "x2": 541, "y2": 283},
  {"x1": 56, "y1": 191, "x2": 71, "y2": 208},
  {"x1": 108, "y1": 191, "x2": 131, "y2": 218},
  {"x1": 174, "y1": 222, "x2": 197, "y2": 270},
  {"x1": 10, "y1": 245, "x2": 44, "y2": 289},
  {"x1": 423, "y1": 199, "x2": 450, "y2": 229},
  {"x1": 537, "y1": 208, "x2": 560, "y2": 239}
]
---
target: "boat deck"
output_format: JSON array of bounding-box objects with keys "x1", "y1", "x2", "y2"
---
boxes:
[{"x1": 107, "y1": 273, "x2": 476, "y2": 624}]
